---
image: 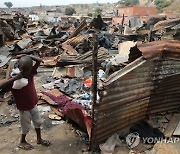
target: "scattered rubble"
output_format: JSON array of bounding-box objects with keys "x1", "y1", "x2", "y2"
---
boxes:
[{"x1": 0, "y1": 12, "x2": 180, "y2": 153}]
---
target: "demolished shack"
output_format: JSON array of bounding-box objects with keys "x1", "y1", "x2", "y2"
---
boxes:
[
  {"x1": 91, "y1": 40, "x2": 180, "y2": 148},
  {"x1": 0, "y1": 12, "x2": 180, "y2": 150}
]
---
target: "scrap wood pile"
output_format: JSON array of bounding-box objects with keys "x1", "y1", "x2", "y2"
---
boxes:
[{"x1": 0, "y1": 12, "x2": 180, "y2": 141}]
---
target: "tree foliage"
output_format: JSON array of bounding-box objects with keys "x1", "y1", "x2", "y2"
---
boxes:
[
  {"x1": 94, "y1": 8, "x2": 103, "y2": 17},
  {"x1": 154, "y1": 0, "x2": 172, "y2": 10},
  {"x1": 4, "y1": 2, "x2": 13, "y2": 8},
  {"x1": 118, "y1": 0, "x2": 139, "y2": 6},
  {"x1": 65, "y1": 7, "x2": 76, "y2": 16}
]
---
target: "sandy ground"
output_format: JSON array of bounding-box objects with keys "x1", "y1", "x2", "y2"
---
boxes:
[{"x1": 0, "y1": 101, "x2": 88, "y2": 154}]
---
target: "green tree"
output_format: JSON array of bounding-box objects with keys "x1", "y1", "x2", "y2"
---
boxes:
[
  {"x1": 4, "y1": 2, "x2": 13, "y2": 8},
  {"x1": 154, "y1": 0, "x2": 172, "y2": 11},
  {"x1": 118, "y1": 0, "x2": 139, "y2": 6},
  {"x1": 94, "y1": 8, "x2": 103, "y2": 17},
  {"x1": 65, "y1": 7, "x2": 76, "y2": 16}
]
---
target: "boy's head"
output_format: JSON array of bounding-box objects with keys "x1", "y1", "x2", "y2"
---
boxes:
[{"x1": 19, "y1": 56, "x2": 33, "y2": 77}]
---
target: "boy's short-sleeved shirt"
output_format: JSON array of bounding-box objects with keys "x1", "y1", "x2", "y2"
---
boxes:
[{"x1": 10, "y1": 67, "x2": 38, "y2": 111}]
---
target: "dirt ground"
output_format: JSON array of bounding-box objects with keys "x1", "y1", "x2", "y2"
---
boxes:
[{"x1": 0, "y1": 101, "x2": 89, "y2": 154}]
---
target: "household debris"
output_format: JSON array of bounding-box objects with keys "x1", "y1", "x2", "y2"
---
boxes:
[
  {"x1": 99, "y1": 133, "x2": 121, "y2": 154},
  {"x1": 0, "y1": 12, "x2": 180, "y2": 153}
]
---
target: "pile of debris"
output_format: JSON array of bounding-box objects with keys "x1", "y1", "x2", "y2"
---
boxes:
[{"x1": 0, "y1": 12, "x2": 180, "y2": 152}]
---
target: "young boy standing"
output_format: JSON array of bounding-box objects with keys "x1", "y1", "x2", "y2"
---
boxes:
[{"x1": 0, "y1": 55, "x2": 51, "y2": 150}]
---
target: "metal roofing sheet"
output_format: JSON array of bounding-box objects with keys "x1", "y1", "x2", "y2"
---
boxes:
[
  {"x1": 91, "y1": 59, "x2": 154, "y2": 148},
  {"x1": 147, "y1": 59, "x2": 180, "y2": 115},
  {"x1": 137, "y1": 40, "x2": 180, "y2": 59},
  {"x1": 91, "y1": 41, "x2": 180, "y2": 148},
  {"x1": 153, "y1": 18, "x2": 180, "y2": 31}
]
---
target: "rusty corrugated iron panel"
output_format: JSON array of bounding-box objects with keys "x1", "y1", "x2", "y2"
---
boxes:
[
  {"x1": 94, "y1": 98, "x2": 149, "y2": 142},
  {"x1": 137, "y1": 40, "x2": 180, "y2": 59},
  {"x1": 64, "y1": 35, "x2": 89, "y2": 47},
  {"x1": 147, "y1": 59, "x2": 180, "y2": 115},
  {"x1": 41, "y1": 56, "x2": 60, "y2": 66},
  {"x1": 61, "y1": 44, "x2": 78, "y2": 55},
  {"x1": 153, "y1": 18, "x2": 180, "y2": 31},
  {"x1": 69, "y1": 19, "x2": 87, "y2": 39},
  {"x1": 104, "y1": 57, "x2": 147, "y2": 86},
  {"x1": 91, "y1": 58, "x2": 155, "y2": 148},
  {"x1": 65, "y1": 108, "x2": 92, "y2": 138},
  {"x1": 91, "y1": 42, "x2": 180, "y2": 148}
]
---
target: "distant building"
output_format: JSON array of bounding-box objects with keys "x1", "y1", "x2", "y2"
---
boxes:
[
  {"x1": 116, "y1": 6, "x2": 156, "y2": 17},
  {"x1": 38, "y1": 10, "x2": 63, "y2": 22},
  {"x1": 113, "y1": 6, "x2": 157, "y2": 25},
  {"x1": 46, "y1": 10, "x2": 62, "y2": 22},
  {"x1": 29, "y1": 12, "x2": 39, "y2": 21}
]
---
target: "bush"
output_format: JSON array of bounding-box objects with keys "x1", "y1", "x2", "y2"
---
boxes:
[
  {"x1": 118, "y1": 0, "x2": 139, "y2": 6},
  {"x1": 95, "y1": 8, "x2": 102, "y2": 15},
  {"x1": 154, "y1": 0, "x2": 172, "y2": 10},
  {"x1": 94, "y1": 8, "x2": 103, "y2": 17},
  {"x1": 65, "y1": 7, "x2": 76, "y2": 16}
]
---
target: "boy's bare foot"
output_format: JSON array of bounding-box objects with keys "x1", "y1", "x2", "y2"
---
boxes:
[
  {"x1": 37, "y1": 139, "x2": 51, "y2": 147},
  {"x1": 18, "y1": 142, "x2": 34, "y2": 150}
]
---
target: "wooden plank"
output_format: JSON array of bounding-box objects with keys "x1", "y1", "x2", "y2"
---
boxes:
[
  {"x1": 164, "y1": 114, "x2": 180, "y2": 137},
  {"x1": 173, "y1": 121, "x2": 180, "y2": 136}
]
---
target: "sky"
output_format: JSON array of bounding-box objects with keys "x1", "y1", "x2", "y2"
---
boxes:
[{"x1": 0, "y1": 0, "x2": 118, "y2": 8}]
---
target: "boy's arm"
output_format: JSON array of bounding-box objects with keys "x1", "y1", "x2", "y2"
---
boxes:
[
  {"x1": 28, "y1": 55, "x2": 43, "y2": 70},
  {"x1": 0, "y1": 73, "x2": 23, "y2": 90}
]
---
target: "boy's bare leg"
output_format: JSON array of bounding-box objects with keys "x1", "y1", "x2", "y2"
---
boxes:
[
  {"x1": 35, "y1": 128, "x2": 51, "y2": 146},
  {"x1": 18, "y1": 134, "x2": 34, "y2": 150},
  {"x1": 20, "y1": 134, "x2": 27, "y2": 143}
]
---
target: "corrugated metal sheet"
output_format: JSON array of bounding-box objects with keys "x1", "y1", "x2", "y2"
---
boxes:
[
  {"x1": 91, "y1": 42, "x2": 180, "y2": 148},
  {"x1": 65, "y1": 108, "x2": 92, "y2": 138},
  {"x1": 153, "y1": 18, "x2": 180, "y2": 31},
  {"x1": 147, "y1": 59, "x2": 180, "y2": 115},
  {"x1": 91, "y1": 58, "x2": 155, "y2": 148},
  {"x1": 137, "y1": 40, "x2": 180, "y2": 59},
  {"x1": 64, "y1": 35, "x2": 89, "y2": 47},
  {"x1": 69, "y1": 19, "x2": 87, "y2": 39}
]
